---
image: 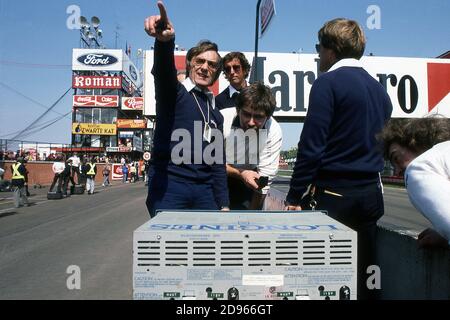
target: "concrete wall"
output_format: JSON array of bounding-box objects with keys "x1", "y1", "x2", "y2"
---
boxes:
[
  {"x1": 377, "y1": 226, "x2": 450, "y2": 299},
  {"x1": 264, "y1": 188, "x2": 450, "y2": 300}
]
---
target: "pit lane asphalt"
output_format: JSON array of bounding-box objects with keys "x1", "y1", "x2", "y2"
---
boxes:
[{"x1": 0, "y1": 178, "x2": 431, "y2": 299}]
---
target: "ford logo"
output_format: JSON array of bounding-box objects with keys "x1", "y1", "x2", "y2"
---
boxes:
[
  {"x1": 129, "y1": 65, "x2": 138, "y2": 80},
  {"x1": 77, "y1": 54, "x2": 118, "y2": 66}
]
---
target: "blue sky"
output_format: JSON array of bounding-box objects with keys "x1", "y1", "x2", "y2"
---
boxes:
[{"x1": 0, "y1": 0, "x2": 449, "y2": 150}]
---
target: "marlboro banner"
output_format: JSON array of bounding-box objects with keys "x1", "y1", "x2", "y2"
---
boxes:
[
  {"x1": 72, "y1": 123, "x2": 117, "y2": 135},
  {"x1": 116, "y1": 119, "x2": 147, "y2": 129}
]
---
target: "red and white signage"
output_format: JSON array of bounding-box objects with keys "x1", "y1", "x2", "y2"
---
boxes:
[
  {"x1": 122, "y1": 97, "x2": 144, "y2": 110},
  {"x1": 116, "y1": 119, "x2": 147, "y2": 129},
  {"x1": 96, "y1": 95, "x2": 119, "y2": 107},
  {"x1": 72, "y1": 76, "x2": 122, "y2": 89},
  {"x1": 73, "y1": 95, "x2": 96, "y2": 106},
  {"x1": 143, "y1": 152, "x2": 151, "y2": 161},
  {"x1": 73, "y1": 95, "x2": 119, "y2": 107},
  {"x1": 112, "y1": 163, "x2": 123, "y2": 180}
]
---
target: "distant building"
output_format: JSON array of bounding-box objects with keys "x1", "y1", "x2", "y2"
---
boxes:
[{"x1": 69, "y1": 48, "x2": 152, "y2": 160}]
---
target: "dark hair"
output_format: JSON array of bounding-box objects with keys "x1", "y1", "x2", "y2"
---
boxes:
[
  {"x1": 186, "y1": 40, "x2": 222, "y2": 82},
  {"x1": 222, "y1": 52, "x2": 251, "y2": 78},
  {"x1": 235, "y1": 82, "x2": 276, "y2": 117},
  {"x1": 318, "y1": 18, "x2": 366, "y2": 60},
  {"x1": 378, "y1": 117, "x2": 450, "y2": 158}
]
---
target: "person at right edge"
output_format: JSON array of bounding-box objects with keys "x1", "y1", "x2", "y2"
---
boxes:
[{"x1": 285, "y1": 18, "x2": 393, "y2": 300}]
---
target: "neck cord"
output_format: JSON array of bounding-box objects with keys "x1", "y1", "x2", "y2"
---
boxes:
[{"x1": 191, "y1": 91, "x2": 210, "y2": 125}]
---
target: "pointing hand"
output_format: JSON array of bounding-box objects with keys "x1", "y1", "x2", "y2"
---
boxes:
[{"x1": 144, "y1": 1, "x2": 175, "y2": 42}]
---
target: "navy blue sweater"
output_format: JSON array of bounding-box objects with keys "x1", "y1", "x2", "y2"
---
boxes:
[
  {"x1": 286, "y1": 66, "x2": 393, "y2": 205},
  {"x1": 150, "y1": 39, "x2": 229, "y2": 207}
]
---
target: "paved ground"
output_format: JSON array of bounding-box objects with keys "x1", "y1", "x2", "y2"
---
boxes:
[
  {"x1": 0, "y1": 177, "x2": 431, "y2": 299},
  {"x1": 0, "y1": 181, "x2": 149, "y2": 299}
]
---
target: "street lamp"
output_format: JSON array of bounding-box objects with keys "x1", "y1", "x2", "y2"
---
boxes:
[{"x1": 79, "y1": 16, "x2": 103, "y2": 49}]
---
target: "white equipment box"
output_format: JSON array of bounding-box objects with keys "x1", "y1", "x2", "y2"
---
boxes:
[{"x1": 133, "y1": 211, "x2": 357, "y2": 300}]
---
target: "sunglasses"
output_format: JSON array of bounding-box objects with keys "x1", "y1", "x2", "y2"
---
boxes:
[
  {"x1": 193, "y1": 58, "x2": 219, "y2": 71},
  {"x1": 315, "y1": 43, "x2": 321, "y2": 53},
  {"x1": 224, "y1": 65, "x2": 242, "y2": 73}
]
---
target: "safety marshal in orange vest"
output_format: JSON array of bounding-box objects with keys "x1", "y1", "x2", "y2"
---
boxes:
[{"x1": 11, "y1": 157, "x2": 29, "y2": 208}]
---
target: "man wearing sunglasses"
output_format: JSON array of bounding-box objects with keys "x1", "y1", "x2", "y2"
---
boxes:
[
  {"x1": 285, "y1": 18, "x2": 392, "y2": 300},
  {"x1": 216, "y1": 52, "x2": 251, "y2": 110},
  {"x1": 221, "y1": 82, "x2": 282, "y2": 210},
  {"x1": 144, "y1": 1, "x2": 229, "y2": 217}
]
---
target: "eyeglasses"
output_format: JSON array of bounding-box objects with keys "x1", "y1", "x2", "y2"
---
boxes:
[
  {"x1": 193, "y1": 57, "x2": 219, "y2": 71},
  {"x1": 224, "y1": 65, "x2": 241, "y2": 73},
  {"x1": 240, "y1": 109, "x2": 267, "y2": 122}
]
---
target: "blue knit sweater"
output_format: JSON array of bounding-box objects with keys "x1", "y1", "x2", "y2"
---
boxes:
[
  {"x1": 150, "y1": 39, "x2": 229, "y2": 207},
  {"x1": 286, "y1": 65, "x2": 393, "y2": 204}
]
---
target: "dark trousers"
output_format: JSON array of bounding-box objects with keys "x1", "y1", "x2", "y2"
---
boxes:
[
  {"x1": 228, "y1": 176, "x2": 253, "y2": 210},
  {"x1": 50, "y1": 174, "x2": 63, "y2": 193},
  {"x1": 306, "y1": 182, "x2": 384, "y2": 300},
  {"x1": 146, "y1": 174, "x2": 218, "y2": 218},
  {"x1": 70, "y1": 166, "x2": 80, "y2": 185}
]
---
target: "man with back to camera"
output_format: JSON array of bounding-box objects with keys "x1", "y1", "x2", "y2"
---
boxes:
[
  {"x1": 144, "y1": 1, "x2": 229, "y2": 217},
  {"x1": 216, "y1": 52, "x2": 251, "y2": 111},
  {"x1": 285, "y1": 18, "x2": 393, "y2": 299},
  {"x1": 221, "y1": 82, "x2": 282, "y2": 210}
]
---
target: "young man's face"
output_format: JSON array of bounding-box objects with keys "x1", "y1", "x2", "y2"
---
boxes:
[
  {"x1": 224, "y1": 58, "x2": 247, "y2": 90},
  {"x1": 188, "y1": 50, "x2": 220, "y2": 89},
  {"x1": 238, "y1": 105, "x2": 268, "y2": 131},
  {"x1": 317, "y1": 43, "x2": 337, "y2": 72},
  {"x1": 388, "y1": 142, "x2": 418, "y2": 176}
]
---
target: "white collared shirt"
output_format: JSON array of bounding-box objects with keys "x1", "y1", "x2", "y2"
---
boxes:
[
  {"x1": 328, "y1": 58, "x2": 364, "y2": 72},
  {"x1": 228, "y1": 85, "x2": 240, "y2": 98},
  {"x1": 221, "y1": 108, "x2": 283, "y2": 194},
  {"x1": 405, "y1": 141, "x2": 450, "y2": 245},
  {"x1": 182, "y1": 78, "x2": 216, "y2": 110}
]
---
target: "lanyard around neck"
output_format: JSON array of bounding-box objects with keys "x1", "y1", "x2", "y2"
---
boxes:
[{"x1": 191, "y1": 91, "x2": 210, "y2": 125}]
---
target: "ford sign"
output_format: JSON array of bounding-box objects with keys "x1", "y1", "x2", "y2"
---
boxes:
[
  {"x1": 129, "y1": 65, "x2": 138, "y2": 81},
  {"x1": 77, "y1": 53, "x2": 118, "y2": 66}
]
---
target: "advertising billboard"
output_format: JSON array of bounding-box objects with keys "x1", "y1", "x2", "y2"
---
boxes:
[
  {"x1": 72, "y1": 123, "x2": 117, "y2": 135},
  {"x1": 144, "y1": 51, "x2": 450, "y2": 119}
]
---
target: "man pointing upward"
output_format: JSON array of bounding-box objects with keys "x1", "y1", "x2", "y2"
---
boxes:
[{"x1": 144, "y1": 1, "x2": 229, "y2": 217}]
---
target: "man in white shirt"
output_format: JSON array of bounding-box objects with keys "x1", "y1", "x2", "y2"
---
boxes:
[
  {"x1": 380, "y1": 117, "x2": 450, "y2": 248},
  {"x1": 68, "y1": 152, "x2": 81, "y2": 185},
  {"x1": 221, "y1": 82, "x2": 282, "y2": 210}
]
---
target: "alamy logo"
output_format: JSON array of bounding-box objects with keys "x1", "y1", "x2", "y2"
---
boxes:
[{"x1": 170, "y1": 121, "x2": 269, "y2": 165}]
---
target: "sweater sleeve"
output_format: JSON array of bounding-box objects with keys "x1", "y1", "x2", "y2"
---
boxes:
[
  {"x1": 286, "y1": 77, "x2": 334, "y2": 205},
  {"x1": 152, "y1": 38, "x2": 178, "y2": 113}
]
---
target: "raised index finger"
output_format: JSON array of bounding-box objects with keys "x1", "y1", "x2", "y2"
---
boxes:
[{"x1": 157, "y1": 1, "x2": 168, "y2": 23}]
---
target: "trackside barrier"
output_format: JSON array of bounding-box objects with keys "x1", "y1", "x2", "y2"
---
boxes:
[{"x1": 264, "y1": 188, "x2": 450, "y2": 299}]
